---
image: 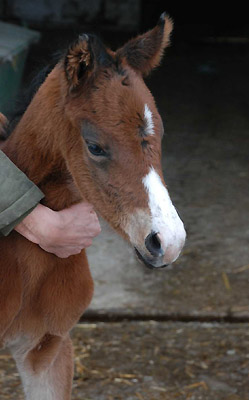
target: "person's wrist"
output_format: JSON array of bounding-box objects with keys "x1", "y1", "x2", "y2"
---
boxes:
[
  {"x1": 34, "y1": 206, "x2": 61, "y2": 246},
  {"x1": 15, "y1": 204, "x2": 59, "y2": 246}
]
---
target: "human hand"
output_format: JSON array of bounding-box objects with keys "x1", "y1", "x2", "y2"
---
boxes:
[{"x1": 15, "y1": 202, "x2": 101, "y2": 258}]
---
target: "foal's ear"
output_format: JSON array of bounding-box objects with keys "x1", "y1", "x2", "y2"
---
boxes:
[
  {"x1": 116, "y1": 13, "x2": 173, "y2": 76},
  {"x1": 65, "y1": 34, "x2": 112, "y2": 90},
  {"x1": 65, "y1": 35, "x2": 91, "y2": 89}
]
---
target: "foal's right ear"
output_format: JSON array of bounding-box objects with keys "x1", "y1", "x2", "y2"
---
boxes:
[
  {"x1": 65, "y1": 34, "x2": 113, "y2": 91},
  {"x1": 65, "y1": 34, "x2": 92, "y2": 90}
]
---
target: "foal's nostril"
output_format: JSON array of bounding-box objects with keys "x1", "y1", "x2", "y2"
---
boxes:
[{"x1": 145, "y1": 232, "x2": 163, "y2": 258}]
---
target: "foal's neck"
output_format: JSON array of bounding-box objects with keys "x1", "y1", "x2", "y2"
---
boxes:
[{"x1": 2, "y1": 68, "x2": 81, "y2": 211}]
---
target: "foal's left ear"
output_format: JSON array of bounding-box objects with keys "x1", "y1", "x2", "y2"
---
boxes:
[{"x1": 116, "y1": 13, "x2": 173, "y2": 76}]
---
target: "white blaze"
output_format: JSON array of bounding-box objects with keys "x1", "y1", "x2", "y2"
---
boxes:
[
  {"x1": 143, "y1": 167, "x2": 186, "y2": 262},
  {"x1": 144, "y1": 104, "x2": 154, "y2": 135}
]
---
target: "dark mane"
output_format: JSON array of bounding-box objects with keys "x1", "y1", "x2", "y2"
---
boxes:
[
  {"x1": 4, "y1": 33, "x2": 110, "y2": 140},
  {"x1": 4, "y1": 57, "x2": 60, "y2": 139},
  {"x1": 3, "y1": 32, "x2": 114, "y2": 140}
]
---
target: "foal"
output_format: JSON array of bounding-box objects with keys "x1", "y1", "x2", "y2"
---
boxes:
[{"x1": 0, "y1": 14, "x2": 186, "y2": 399}]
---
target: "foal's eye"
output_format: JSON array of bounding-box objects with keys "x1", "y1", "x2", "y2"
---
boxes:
[{"x1": 87, "y1": 143, "x2": 106, "y2": 157}]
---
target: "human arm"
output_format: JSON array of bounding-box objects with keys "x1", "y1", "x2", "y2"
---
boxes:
[
  {"x1": 0, "y1": 150, "x2": 44, "y2": 236},
  {"x1": 0, "y1": 150, "x2": 101, "y2": 256}
]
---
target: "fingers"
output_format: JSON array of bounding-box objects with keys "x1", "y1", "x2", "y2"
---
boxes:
[
  {"x1": 87, "y1": 211, "x2": 101, "y2": 237},
  {"x1": 39, "y1": 245, "x2": 82, "y2": 258},
  {"x1": 0, "y1": 112, "x2": 8, "y2": 140},
  {"x1": 59, "y1": 202, "x2": 101, "y2": 239},
  {"x1": 67, "y1": 202, "x2": 95, "y2": 214},
  {"x1": 40, "y1": 238, "x2": 93, "y2": 258}
]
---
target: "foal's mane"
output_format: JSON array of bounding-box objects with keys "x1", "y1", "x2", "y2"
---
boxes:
[
  {"x1": 4, "y1": 32, "x2": 113, "y2": 140},
  {"x1": 5, "y1": 59, "x2": 59, "y2": 138}
]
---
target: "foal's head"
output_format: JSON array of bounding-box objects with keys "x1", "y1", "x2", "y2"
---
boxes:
[{"x1": 60, "y1": 13, "x2": 186, "y2": 268}]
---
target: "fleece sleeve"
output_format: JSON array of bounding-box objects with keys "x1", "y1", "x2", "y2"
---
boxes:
[{"x1": 0, "y1": 150, "x2": 44, "y2": 236}]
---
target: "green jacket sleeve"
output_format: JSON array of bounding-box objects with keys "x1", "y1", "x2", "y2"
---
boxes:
[{"x1": 0, "y1": 150, "x2": 44, "y2": 236}]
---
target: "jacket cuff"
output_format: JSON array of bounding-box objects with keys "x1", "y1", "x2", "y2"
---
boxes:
[{"x1": 0, "y1": 185, "x2": 44, "y2": 236}]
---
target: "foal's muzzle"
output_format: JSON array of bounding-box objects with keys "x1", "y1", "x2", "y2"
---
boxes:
[
  {"x1": 135, "y1": 247, "x2": 169, "y2": 269},
  {"x1": 134, "y1": 227, "x2": 186, "y2": 269}
]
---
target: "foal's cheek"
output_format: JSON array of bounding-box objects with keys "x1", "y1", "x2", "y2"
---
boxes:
[{"x1": 87, "y1": 160, "x2": 110, "y2": 189}]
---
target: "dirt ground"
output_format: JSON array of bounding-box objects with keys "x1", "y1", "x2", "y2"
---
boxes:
[
  {"x1": 1, "y1": 27, "x2": 249, "y2": 399},
  {"x1": 1, "y1": 322, "x2": 249, "y2": 400}
]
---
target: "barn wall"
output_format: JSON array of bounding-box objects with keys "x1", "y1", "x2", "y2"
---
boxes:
[{"x1": 5, "y1": 0, "x2": 141, "y2": 31}]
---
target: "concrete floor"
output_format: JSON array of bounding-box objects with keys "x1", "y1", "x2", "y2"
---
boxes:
[{"x1": 1, "y1": 30, "x2": 249, "y2": 399}]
